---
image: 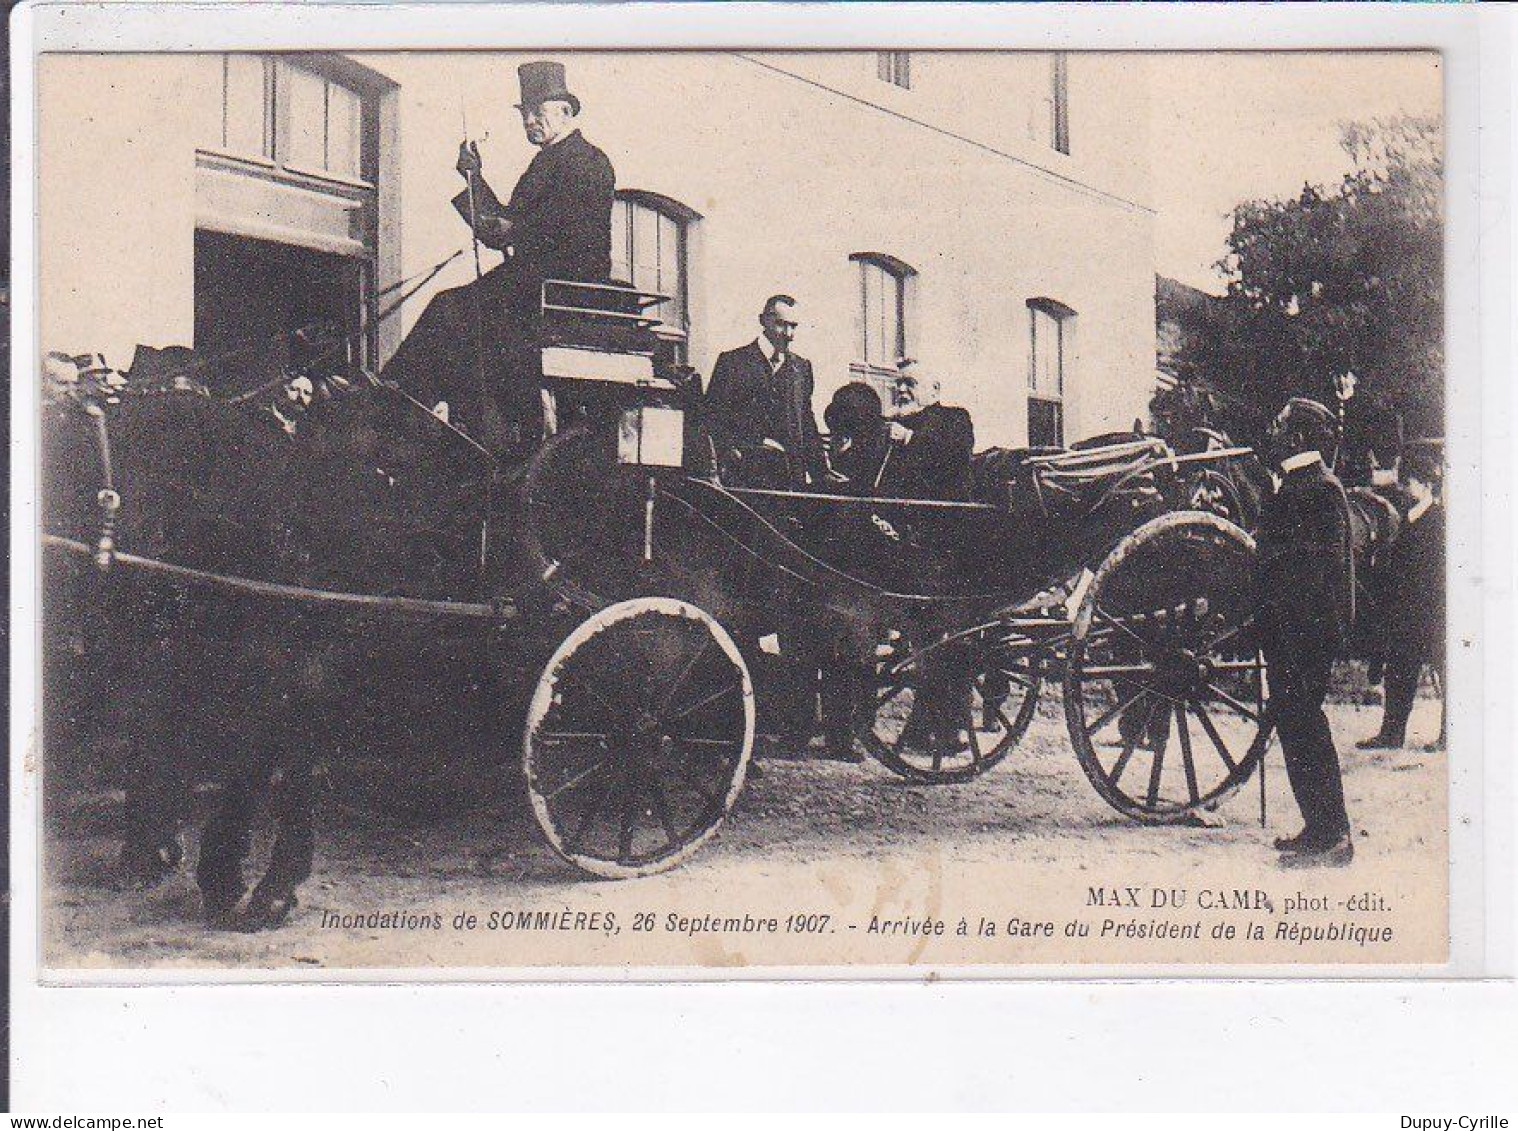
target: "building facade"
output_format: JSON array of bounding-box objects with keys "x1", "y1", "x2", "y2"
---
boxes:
[{"x1": 39, "y1": 50, "x2": 1158, "y2": 449}]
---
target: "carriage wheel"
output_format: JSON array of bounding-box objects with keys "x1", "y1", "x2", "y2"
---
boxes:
[
  {"x1": 524, "y1": 597, "x2": 754, "y2": 878},
  {"x1": 1064, "y1": 510, "x2": 1272, "y2": 824},
  {"x1": 515, "y1": 424, "x2": 632, "y2": 611},
  {"x1": 864, "y1": 651, "x2": 1043, "y2": 785},
  {"x1": 1184, "y1": 467, "x2": 1247, "y2": 526}
]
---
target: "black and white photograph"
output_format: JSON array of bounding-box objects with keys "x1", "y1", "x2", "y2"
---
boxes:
[{"x1": 24, "y1": 40, "x2": 1456, "y2": 972}]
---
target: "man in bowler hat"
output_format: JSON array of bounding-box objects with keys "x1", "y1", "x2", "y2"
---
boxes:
[
  {"x1": 382, "y1": 61, "x2": 615, "y2": 453},
  {"x1": 1257, "y1": 397, "x2": 1358, "y2": 867}
]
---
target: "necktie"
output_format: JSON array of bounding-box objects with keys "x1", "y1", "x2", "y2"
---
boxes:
[{"x1": 773, "y1": 356, "x2": 800, "y2": 480}]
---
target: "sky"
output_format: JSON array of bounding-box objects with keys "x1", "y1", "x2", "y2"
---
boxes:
[{"x1": 1146, "y1": 51, "x2": 1444, "y2": 294}]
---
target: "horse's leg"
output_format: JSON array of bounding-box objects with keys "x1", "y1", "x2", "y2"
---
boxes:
[
  {"x1": 118, "y1": 596, "x2": 192, "y2": 884},
  {"x1": 242, "y1": 756, "x2": 314, "y2": 931},
  {"x1": 119, "y1": 707, "x2": 187, "y2": 882},
  {"x1": 195, "y1": 766, "x2": 258, "y2": 928}
]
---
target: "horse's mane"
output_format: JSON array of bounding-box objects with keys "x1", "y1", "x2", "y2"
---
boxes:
[{"x1": 45, "y1": 377, "x2": 494, "y2": 602}]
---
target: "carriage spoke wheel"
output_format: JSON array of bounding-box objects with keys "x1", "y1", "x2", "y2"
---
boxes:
[
  {"x1": 1184, "y1": 467, "x2": 1248, "y2": 526},
  {"x1": 1065, "y1": 511, "x2": 1272, "y2": 824},
  {"x1": 865, "y1": 650, "x2": 1043, "y2": 785},
  {"x1": 524, "y1": 597, "x2": 754, "y2": 878}
]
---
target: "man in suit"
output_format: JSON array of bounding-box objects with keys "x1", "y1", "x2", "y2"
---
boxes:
[
  {"x1": 703, "y1": 297, "x2": 839, "y2": 757},
  {"x1": 1359, "y1": 441, "x2": 1445, "y2": 751},
  {"x1": 886, "y1": 360, "x2": 976, "y2": 502},
  {"x1": 1257, "y1": 398, "x2": 1358, "y2": 867},
  {"x1": 702, "y1": 295, "x2": 829, "y2": 490},
  {"x1": 382, "y1": 61, "x2": 615, "y2": 454},
  {"x1": 878, "y1": 361, "x2": 980, "y2": 754}
]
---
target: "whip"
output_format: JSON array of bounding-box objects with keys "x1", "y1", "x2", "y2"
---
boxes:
[{"x1": 459, "y1": 103, "x2": 507, "y2": 449}]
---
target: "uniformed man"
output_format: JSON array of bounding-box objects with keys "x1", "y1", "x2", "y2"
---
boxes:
[
  {"x1": 1257, "y1": 398, "x2": 1358, "y2": 867},
  {"x1": 1358, "y1": 440, "x2": 1445, "y2": 751},
  {"x1": 381, "y1": 61, "x2": 615, "y2": 453}
]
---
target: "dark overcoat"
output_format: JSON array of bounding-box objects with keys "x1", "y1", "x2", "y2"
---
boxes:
[
  {"x1": 1255, "y1": 459, "x2": 1357, "y2": 666},
  {"x1": 1379, "y1": 499, "x2": 1445, "y2": 654},
  {"x1": 702, "y1": 342, "x2": 827, "y2": 489},
  {"x1": 891, "y1": 403, "x2": 975, "y2": 501},
  {"x1": 452, "y1": 128, "x2": 615, "y2": 286}
]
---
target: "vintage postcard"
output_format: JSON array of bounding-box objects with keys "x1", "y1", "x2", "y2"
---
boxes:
[{"x1": 27, "y1": 44, "x2": 1454, "y2": 975}]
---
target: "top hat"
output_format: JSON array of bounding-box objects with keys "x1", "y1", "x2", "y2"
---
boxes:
[{"x1": 516, "y1": 61, "x2": 581, "y2": 115}]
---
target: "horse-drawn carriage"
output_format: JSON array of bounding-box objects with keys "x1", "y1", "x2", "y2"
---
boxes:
[{"x1": 42, "y1": 279, "x2": 1274, "y2": 902}]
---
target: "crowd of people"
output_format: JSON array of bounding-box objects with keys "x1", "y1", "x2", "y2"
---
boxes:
[{"x1": 381, "y1": 60, "x2": 1447, "y2": 869}]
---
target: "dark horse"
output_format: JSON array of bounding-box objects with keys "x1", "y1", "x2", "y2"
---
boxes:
[{"x1": 42, "y1": 349, "x2": 504, "y2": 929}]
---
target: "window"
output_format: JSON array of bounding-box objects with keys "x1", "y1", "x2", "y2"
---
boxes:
[
  {"x1": 1028, "y1": 397, "x2": 1064, "y2": 451},
  {"x1": 195, "y1": 54, "x2": 391, "y2": 368},
  {"x1": 1050, "y1": 53, "x2": 1070, "y2": 155},
  {"x1": 206, "y1": 55, "x2": 368, "y2": 182},
  {"x1": 1028, "y1": 298, "x2": 1075, "y2": 447},
  {"x1": 612, "y1": 191, "x2": 697, "y2": 359},
  {"x1": 877, "y1": 51, "x2": 912, "y2": 90},
  {"x1": 851, "y1": 253, "x2": 915, "y2": 386},
  {"x1": 221, "y1": 55, "x2": 271, "y2": 158}
]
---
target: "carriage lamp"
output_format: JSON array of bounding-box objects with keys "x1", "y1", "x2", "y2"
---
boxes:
[{"x1": 617, "y1": 404, "x2": 685, "y2": 468}]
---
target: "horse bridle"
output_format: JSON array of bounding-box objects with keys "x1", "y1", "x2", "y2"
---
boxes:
[{"x1": 77, "y1": 398, "x2": 121, "y2": 573}]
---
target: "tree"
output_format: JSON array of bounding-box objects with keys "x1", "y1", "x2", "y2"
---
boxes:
[{"x1": 1156, "y1": 114, "x2": 1443, "y2": 454}]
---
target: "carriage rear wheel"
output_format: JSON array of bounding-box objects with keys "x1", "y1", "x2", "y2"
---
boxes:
[
  {"x1": 864, "y1": 651, "x2": 1043, "y2": 785},
  {"x1": 524, "y1": 597, "x2": 755, "y2": 878},
  {"x1": 1064, "y1": 511, "x2": 1272, "y2": 824}
]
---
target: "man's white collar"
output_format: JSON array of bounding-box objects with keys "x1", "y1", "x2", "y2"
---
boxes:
[
  {"x1": 1280, "y1": 450, "x2": 1323, "y2": 473},
  {"x1": 755, "y1": 336, "x2": 783, "y2": 365}
]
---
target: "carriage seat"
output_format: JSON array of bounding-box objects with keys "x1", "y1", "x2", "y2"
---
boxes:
[{"x1": 539, "y1": 278, "x2": 670, "y2": 356}]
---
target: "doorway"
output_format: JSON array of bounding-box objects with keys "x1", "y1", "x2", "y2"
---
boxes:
[{"x1": 193, "y1": 229, "x2": 365, "y2": 395}]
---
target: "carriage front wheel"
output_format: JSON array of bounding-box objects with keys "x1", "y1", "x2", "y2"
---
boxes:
[
  {"x1": 1064, "y1": 511, "x2": 1273, "y2": 824},
  {"x1": 524, "y1": 597, "x2": 755, "y2": 878}
]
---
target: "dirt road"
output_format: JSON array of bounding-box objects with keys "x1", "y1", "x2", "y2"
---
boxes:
[{"x1": 41, "y1": 695, "x2": 1446, "y2": 971}]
